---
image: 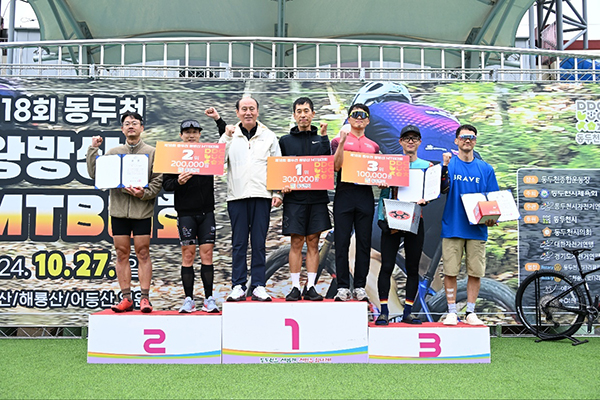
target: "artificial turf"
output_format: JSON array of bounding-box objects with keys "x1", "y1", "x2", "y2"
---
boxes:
[{"x1": 1, "y1": 337, "x2": 599, "y2": 399}]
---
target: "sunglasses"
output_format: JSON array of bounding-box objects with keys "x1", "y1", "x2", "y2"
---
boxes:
[
  {"x1": 181, "y1": 120, "x2": 201, "y2": 129},
  {"x1": 401, "y1": 136, "x2": 420, "y2": 143},
  {"x1": 348, "y1": 110, "x2": 369, "y2": 119},
  {"x1": 458, "y1": 134, "x2": 477, "y2": 141}
]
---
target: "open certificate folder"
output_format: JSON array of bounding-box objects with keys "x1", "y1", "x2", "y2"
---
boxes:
[
  {"x1": 461, "y1": 190, "x2": 521, "y2": 225},
  {"x1": 94, "y1": 154, "x2": 149, "y2": 189},
  {"x1": 395, "y1": 164, "x2": 441, "y2": 202}
]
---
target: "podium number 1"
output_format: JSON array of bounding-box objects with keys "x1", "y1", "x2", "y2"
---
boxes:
[{"x1": 285, "y1": 319, "x2": 300, "y2": 350}]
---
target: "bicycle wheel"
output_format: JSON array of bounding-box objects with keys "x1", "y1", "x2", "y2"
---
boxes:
[
  {"x1": 424, "y1": 278, "x2": 517, "y2": 323},
  {"x1": 515, "y1": 271, "x2": 586, "y2": 339}
]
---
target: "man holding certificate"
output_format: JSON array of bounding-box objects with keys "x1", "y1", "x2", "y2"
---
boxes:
[
  {"x1": 219, "y1": 97, "x2": 282, "y2": 302},
  {"x1": 162, "y1": 119, "x2": 219, "y2": 314},
  {"x1": 86, "y1": 111, "x2": 163, "y2": 313},
  {"x1": 331, "y1": 104, "x2": 380, "y2": 302},
  {"x1": 440, "y1": 124, "x2": 499, "y2": 326},
  {"x1": 278, "y1": 97, "x2": 332, "y2": 301},
  {"x1": 375, "y1": 125, "x2": 433, "y2": 325}
]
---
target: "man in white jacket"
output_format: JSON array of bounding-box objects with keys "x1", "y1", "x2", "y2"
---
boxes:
[{"x1": 219, "y1": 97, "x2": 282, "y2": 301}]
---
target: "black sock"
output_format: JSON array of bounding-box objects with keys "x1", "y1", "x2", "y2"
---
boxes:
[
  {"x1": 201, "y1": 264, "x2": 214, "y2": 298},
  {"x1": 181, "y1": 266, "x2": 195, "y2": 299}
]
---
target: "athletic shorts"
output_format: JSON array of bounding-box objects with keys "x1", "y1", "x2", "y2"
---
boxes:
[
  {"x1": 282, "y1": 202, "x2": 331, "y2": 236},
  {"x1": 111, "y1": 217, "x2": 152, "y2": 236},
  {"x1": 177, "y1": 212, "x2": 216, "y2": 246},
  {"x1": 442, "y1": 238, "x2": 486, "y2": 278}
]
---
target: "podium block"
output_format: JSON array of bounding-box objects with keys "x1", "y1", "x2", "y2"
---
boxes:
[
  {"x1": 87, "y1": 310, "x2": 221, "y2": 364},
  {"x1": 368, "y1": 322, "x2": 490, "y2": 364},
  {"x1": 222, "y1": 300, "x2": 368, "y2": 364}
]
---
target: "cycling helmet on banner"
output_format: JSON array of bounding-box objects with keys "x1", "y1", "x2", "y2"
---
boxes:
[{"x1": 351, "y1": 82, "x2": 412, "y2": 106}]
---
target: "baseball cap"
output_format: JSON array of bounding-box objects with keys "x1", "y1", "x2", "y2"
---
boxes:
[
  {"x1": 400, "y1": 124, "x2": 421, "y2": 138},
  {"x1": 180, "y1": 119, "x2": 202, "y2": 132}
]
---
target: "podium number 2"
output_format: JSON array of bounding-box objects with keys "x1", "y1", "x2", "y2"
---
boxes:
[
  {"x1": 144, "y1": 329, "x2": 166, "y2": 354},
  {"x1": 285, "y1": 319, "x2": 300, "y2": 350}
]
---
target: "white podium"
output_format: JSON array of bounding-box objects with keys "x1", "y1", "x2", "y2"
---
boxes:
[
  {"x1": 87, "y1": 310, "x2": 222, "y2": 364},
  {"x1": 368, "y1": 322, "x2": 490, "y2": 364},
  {"x1": 222, "y1": 299, "x2": 368, "y2": 364}
]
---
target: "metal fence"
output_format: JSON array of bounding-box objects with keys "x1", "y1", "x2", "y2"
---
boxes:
[{"x1": 0, "y1": 36, "x2": 599, "y2": 82}]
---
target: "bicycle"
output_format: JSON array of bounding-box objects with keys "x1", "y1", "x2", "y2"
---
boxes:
[
  {"x1": 256, "y1": 202, "x2": 517, "y2": 323},
  {"x1": 515, "y1": 247, "x2": 600, "y2": 345}
]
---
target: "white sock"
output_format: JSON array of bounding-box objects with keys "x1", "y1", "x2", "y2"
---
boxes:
[
  {"x1": 307, "y1": 272, "x2": 317, "y2": 288},
  {"x1": 466, "y1": 302, "x2": 475, "y2": 313},
  {"x1": 291, "y1": 273, "x2": 301, "y2": 289},
  {"x1": 448, "y1": 303, "x2": 457, "y2": 314}
]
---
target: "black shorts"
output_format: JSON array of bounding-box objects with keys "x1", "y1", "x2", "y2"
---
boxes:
[
  {"x1": 111, "y1": 217, "x2": 152, "y2": 236},
  {"x1": 282, "y1": 203, "x2": 331, "y2": 236},
  {"x1": 177, "y1": 212, "x2": 216, "y2": 246}
]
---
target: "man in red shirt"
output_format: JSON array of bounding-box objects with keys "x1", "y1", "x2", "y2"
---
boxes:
[{"x1": 331, "y1": 104, "x2": 380, "y2": 301}]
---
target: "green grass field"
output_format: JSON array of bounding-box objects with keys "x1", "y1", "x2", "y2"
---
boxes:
[{"x1": 1, "y1": 337, "x2": 599, "y2": 399}]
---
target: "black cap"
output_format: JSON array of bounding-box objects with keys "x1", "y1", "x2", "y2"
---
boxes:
[
  {"x1": 180, "y1": 119, "x2": 202, "y2": 133},
  {"x1": 400, "y1": 124, "x2": 421, "y2": 138}
]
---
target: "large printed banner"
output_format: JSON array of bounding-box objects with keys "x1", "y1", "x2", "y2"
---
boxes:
[{"x1": 1, "y1": 78, "x2": 600, "y2": 326}]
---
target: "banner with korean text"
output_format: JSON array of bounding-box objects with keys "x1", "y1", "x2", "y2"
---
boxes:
[{"x1": 1, "y1": 78, "x2": 600, "y2": 327}]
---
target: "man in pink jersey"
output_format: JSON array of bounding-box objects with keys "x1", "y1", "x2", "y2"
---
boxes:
[{"x1": 331, "y1": 103, "x2": 380, "y2": 301}]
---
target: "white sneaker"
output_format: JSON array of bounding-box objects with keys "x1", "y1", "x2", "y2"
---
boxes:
[
  {"x1": 353, "y1": 287, "x2": 369, "y2": 302},
  {"x1": 443, "y1": 312, "x2": 458, "y2": 325},
  {"x1": 227, "y1": 285, "x2": 246, "y2": 302},
  {"x1": 251, "y1": 286, "x2": 272, "y2": 302},
  {"x1": 334, "y1": 288, "x2": 352, "y2": 302},
  {"x1": 178, "y1": 297, "x2": 196, "y2": 313},
  {"x1": 465, "y1": 312, "x2": 485, "y2": 326},
  {"x1": 202, "y1": 296, "x2": 220, "y2": 313}
]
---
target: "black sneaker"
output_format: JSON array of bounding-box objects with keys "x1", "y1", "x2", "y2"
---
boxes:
[
  {"x1": 285, "y1": 287, "x2": 302, "y2": 301},
  {"x1": 303, "y1": 286, "x2": 323, "y2": 301},
  {"x1": 375, "y1": 312, "x2": 389, "y2": 326},
  {"x1": 401, "y1": 314, "x2": 422, "y2": 325}
]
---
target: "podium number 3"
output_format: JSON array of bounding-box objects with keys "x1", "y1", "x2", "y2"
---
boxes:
[{"x1": 285, "y1": 319, "x2": 300, "y2": 350}]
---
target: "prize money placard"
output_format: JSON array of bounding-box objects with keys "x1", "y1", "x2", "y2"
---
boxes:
[
  {"x1": 154, "y1": 142, "x2": 225, "y2": 175},
  {"x1": 267, "y1": 156, "x2": 334, "y2": 190},
  {"x1": 341, "y1": 151, "x2": 409, "y2": 186}
]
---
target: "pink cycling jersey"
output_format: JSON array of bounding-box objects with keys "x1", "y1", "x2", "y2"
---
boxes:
[{"x1": 331, "y1": 132, "x2": 380, "y2": 154}]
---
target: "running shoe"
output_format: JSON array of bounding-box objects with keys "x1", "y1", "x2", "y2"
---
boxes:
[
  {"x1": 443, "y1": 312, "x2": 458, "y2": 325},
  {"x1": 179, "y1": 297, "x2": 196, "y2": 313},
  {"x1": 227, "y1": 285, "x2": 246, "y2": 302},
  {"x1": 140, "y1": 298, "x2": 153, "y2": 313},
  {"x1": 285, "y1": 287, "x2": 302, "y2": 301},
  {"x1": 465, "y1": 312, "x2": 485, "y2": 326},
  {"x1": 334, "y1": 288, "x2": 352, "y2": 302},
  {"x1": 202, "y1": 296, "x2": 220, "y2": 313},
  {"x1": 303, "y1": 286, "x2": 323, "y2": 301},
  {"x1": 111, "y1": 297, "x2": 134, "y2": 313},
  {"x1": 353, "y1": 287, "x2": 369, "y2": 302},
  {"x1": 251, "y1": 286, "x2": 272, "y2": 302}
]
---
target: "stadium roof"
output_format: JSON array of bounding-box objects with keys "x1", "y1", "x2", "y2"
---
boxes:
[{"x1": 28, "y1": 0, "x2": 534, "y2": 47}]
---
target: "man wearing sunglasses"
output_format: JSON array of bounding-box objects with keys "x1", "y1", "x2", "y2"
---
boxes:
[
  {"x1": 376, "y1": 125, "x2": 433, "y2": 325},
  {"x1": 86, "y1": 111, "x2": 163, "y2": 313},
  {"x1": 162, "y1": 120, "x2": 219, "y2": 314},
  {"x1": 279, "y1": 97, "x2": 332, "y2": 301},
  {"x1": 440, "y1": 124, "x2": 499, "y2": 326},
  {"x1": 331, "y1": 104, "x2": 380, "y2": 302},
  {"x1": 219, "y1": 97, "x2": 282, "y2": 302}
]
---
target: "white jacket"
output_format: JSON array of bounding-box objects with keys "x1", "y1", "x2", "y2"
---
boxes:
[{"x1": 219, "y1": 121, "x2": 282, "y2": 201}]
